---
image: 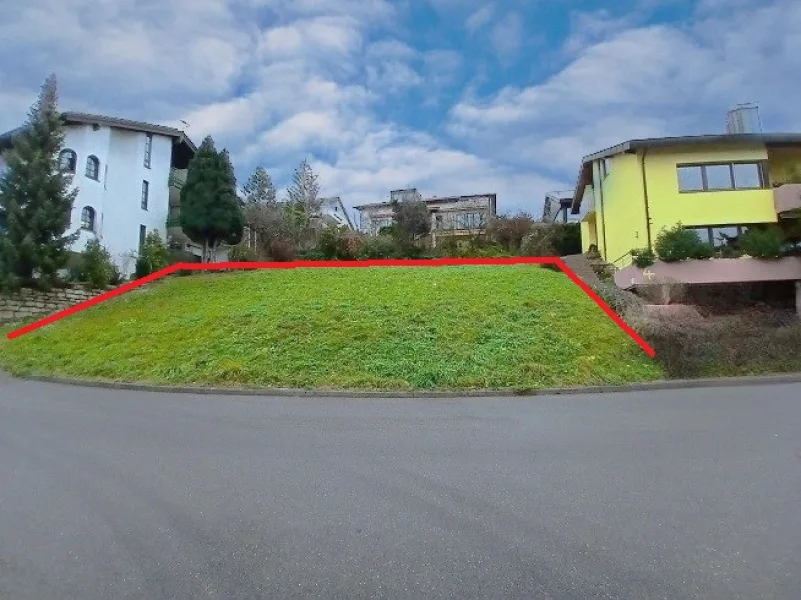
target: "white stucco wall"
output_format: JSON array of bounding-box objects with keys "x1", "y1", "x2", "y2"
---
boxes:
[{"x1": 61, "y1": 124, "x2": 174, "y2": 276}]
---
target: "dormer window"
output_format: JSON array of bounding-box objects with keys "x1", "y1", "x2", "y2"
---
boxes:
[
  {"x1": 85, "y1": 155, "x2": 100, "y2": 180},
  {"x1": 59, "y1": 149, "x2": 77, "y2": 173}
]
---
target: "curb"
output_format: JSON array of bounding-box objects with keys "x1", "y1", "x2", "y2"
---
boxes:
[{"x1": 11, "y1": 372, "x2": 801, "y2": 399}]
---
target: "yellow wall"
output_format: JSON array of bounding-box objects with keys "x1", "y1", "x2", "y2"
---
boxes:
[
  {"x1": 580, "y1": 215, "x2": 597, "y2": 252},
  {"x1": 767, "y1": 147, "x2": 801, "y2": 183},
  {"x1": 579, "y1": 143, "x2": 788, "y2": 263},
  {"x1": 597, "y1": 153, "x2": 649, "y2": 265},
  {"x1": 644, "y1": 144, "x2": 777, "y2": 247}
]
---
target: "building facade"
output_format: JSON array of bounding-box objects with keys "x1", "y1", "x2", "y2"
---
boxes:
[
  {"x1": 570, "y1": 132, "x2": 801, "y2": 298},
  {"x1": 0, "y1": 112, "x2": 196, "y2": 276},
  {"x1": 355, "y1": 189, "x2": 497, "y2": 246}
]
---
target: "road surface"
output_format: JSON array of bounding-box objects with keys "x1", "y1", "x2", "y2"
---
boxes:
[{"x1": 1, "y1": 373, "x2": 799, "y2": 599}]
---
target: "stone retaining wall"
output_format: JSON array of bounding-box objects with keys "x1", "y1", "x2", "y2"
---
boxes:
[{"x1": 0, "y1": 286, "x2": 107, "y2": 324}]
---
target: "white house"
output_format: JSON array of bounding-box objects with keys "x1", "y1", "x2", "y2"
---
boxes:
[
  {"x1": 318, "y1": 196, "x2": 355, "y2": 229},
  {"x1": 0, "y1": 112, "x2": 197, "y2": 276}
]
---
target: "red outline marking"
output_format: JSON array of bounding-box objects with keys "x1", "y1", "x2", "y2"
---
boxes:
[{"x1": 5, "y1": 258, "x2": 656, "y2": 357}]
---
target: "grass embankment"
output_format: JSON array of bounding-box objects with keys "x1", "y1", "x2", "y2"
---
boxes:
[{"x1": 0, "y1": 266, "x2": 662, "y2": 390}]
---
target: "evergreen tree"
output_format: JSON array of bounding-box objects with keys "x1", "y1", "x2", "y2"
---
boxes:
[
  {"x1": 179, "y1": 136, "x2": 244, "y2": 262},
  {"x1": 0, "y1": 74, "x2": 78, "y2": 291},
  {"x1": 242, "y1": 166, "x2": 276, "y2": 204},
  {"x1": 285, "y1": 159, "x2": 321, "y2": 217}
]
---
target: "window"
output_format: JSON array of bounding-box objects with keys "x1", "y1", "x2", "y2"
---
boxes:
[
  {"x1": 85, "y1": 155, "x2": 100, "y2": 180},
  {"x1": 678, "y1": 162, "x2": 766, "y2": 192},
  {"x1": 457, "y1": 212, "x2": 485, "y2": 229},
  {"x1": 80, "y1": 206, "x2": 96, "y2": 231},
  {"x1": 732, "y1": 163, "x2": 762, "y2": 189},
  {"x1": 141, "y1": 180, "x2": 149, "y2": 210},
  {"x1": 144, "y1": 133, "x2": 153, "y2": 168},
  {"x1": 59, "y1": 149, "x2": 77, "y2": 173},
  {"x1": 602, "y1": 158, "x2": 612, "y2": 178},
  {"x1": 687, "y1": 225, "x2": 750, "y2": 247},
  {"x1": 677, "y1": 166, "x2": 704, "y2": 191},
  {"x1": 139, "y1": 225, "x2": 147, "y2": 250},
  {"x1": 705, "y1": 164, "x2": 733, "y2": 190}
]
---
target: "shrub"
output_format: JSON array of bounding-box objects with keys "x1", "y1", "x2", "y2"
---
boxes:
[
  {"x1": 739, "y1": 226, "x2": 784, "y2": 259},
  {"x1": 654, "y1": 224, "x2": 715, "y2": 262},
  {"x1": 80, "y1": 240, "x2": 117, "y2": 290},
  {"x1": 631, "y1": 248, "x2": 655, "y2": 268},
  {"x1": 588, "y1": 282, "x2": 645, "y2": 318},
  {"x1": 135, "y1": 231, "x2": 170, "y2": 278},
  {"x1": 228, "y1": 244, "x2": 258, "y2": 262},
  {"x1": 521, "y1": 226, "x2": 559, "y2": 257},
  {"x1": 630, "y1": 312, "x2": 801, "y2": 378},
  {"x1": 486, "y1": 213, "x2": 534, "y2": 252},
  {"x1": 269, "y1": 238, "x2": 296, "y2": 262},
  {"x1": 551, "y1": 223, "x2": 582, "y2": 256},
  {"x1": 317, "y1": 226, "x2": 362, "y2": 260},
  {"x1": 357, "y1": 234, "x2": 398, "y2": 259}
]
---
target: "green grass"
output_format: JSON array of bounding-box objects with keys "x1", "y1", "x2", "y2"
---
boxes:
[{"x1": 0, "y1": 266, "x2": 663, "y2": 390}]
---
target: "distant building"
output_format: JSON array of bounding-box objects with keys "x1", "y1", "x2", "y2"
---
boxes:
[
  {"x1": 354, "y1": 189, "x2": 497, "y2": 247},
  {"x1": 541, "y1": 190, "x2": 577, "y2": 224},
  {"x1": 318, "y1": 197, "x2": 355, "y2": 229}
]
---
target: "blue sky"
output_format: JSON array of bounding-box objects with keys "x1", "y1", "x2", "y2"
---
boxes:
[{"x1": 1, "y1": 0, "x2": 800, "y2": 221}]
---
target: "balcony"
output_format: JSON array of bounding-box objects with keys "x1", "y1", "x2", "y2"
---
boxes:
[
  {"x1": 168, "y1": 168, "x2": 187, "y2": 190},
  {"x1": 773, "y1": 183, "x2": 801, "y2": 216}
]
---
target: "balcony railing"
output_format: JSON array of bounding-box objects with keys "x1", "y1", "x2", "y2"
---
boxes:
[
  {"x1": 166, "y1": 211, "x2": 181, "y2": 228},
  {"x1": 168, "y1": 168, "x2": 187, "y2": 190},
  {"x1": 773, "y1": 182, "x2": 801, "y2": 215}
]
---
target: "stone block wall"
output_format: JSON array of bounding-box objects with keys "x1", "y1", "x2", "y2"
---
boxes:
[{"x1": 0, "y1": 286, "x2": 106, "y2": 324}]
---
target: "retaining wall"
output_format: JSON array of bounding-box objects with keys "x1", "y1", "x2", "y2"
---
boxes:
[{"x1": 0, "y1": 286, "x2": 105, "y2": 324}]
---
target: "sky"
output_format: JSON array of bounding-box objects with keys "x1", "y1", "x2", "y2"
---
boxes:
[{"x1": 1, "y1": 0, "x2": 800, "y2": 223}]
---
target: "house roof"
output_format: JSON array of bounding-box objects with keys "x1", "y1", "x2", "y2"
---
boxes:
[
  {"x1": 0, "y1": 111, "x2": 197, "y2": 152},
  {"x1": 570, "y1": 132, "x2": 801, "y2": 214},
  {"x1": 320, "y1": 196, "x2": 355, "y2": 229},
  {"x1": 354, "y1": 193, "x2": 497, "y2": 210}
]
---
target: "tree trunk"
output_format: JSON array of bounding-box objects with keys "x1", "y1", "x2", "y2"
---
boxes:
[{"x1": 202, "y1": 240, "x2": 208, "y2": 263}]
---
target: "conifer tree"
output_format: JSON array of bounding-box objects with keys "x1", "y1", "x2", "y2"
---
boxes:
[
  {"x1": 0, "y1": 74, "x2": 78, "y2": 290},
  {"x1": 179, "y1": 136, "x2": 244, "y2": 262}
]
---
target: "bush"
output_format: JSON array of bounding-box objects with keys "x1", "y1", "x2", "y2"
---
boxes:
[
  {"x1": 630, "y1": 312, "x2": 801, "y2": 378},
  {"x1": 588, "y1": 282, "x2": 645, "y2": 317},
  {"x1": 521, "y1": 226, "x2": 559, "y2": 257},
  {"x1": 269, "y1": 238, "x2": 296, "y2": 262},
  {"x1": 486, "y1": 213, "x2": 534, "y2": 252},
  {"x1": 552, "y1": 223, "x2": 582, "y2": 255},
  {"x1": 654, "y1": 223, "x2": 715, "y2": 262},
  {"x1": 631, "y1": 248, "x2": 655, "y2": 268},
  {"x1": 80, "y1": 240, "x2": 117, "y2": 290},
  {"x1": 135, "y1": 231, "x2": 170, "y2": 278},
  {"x1": 739, "y1": 226, "x2": 784, "y2": 259},
  {"x1": 228, "y1": 244, "x2": 258, "y2": 262},
  {"x1": 317, "y1": 226, "x2": 361, "y2": 260},
  {"x1": 357, "y1": 234, "x2": 398, "y2": 259}
]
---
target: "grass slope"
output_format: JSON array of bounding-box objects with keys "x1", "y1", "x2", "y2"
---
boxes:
[{"x1": 0, "y1": 266, "x2": 662, "y2": 390}]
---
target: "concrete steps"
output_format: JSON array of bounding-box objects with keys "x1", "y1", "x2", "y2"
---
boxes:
[{"x1": 561, "y1": 253, "x2": 605, "y2": 286}]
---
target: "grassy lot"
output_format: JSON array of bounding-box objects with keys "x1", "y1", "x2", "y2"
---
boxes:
[{"x1": 0, "y1": 266, "x2": 662, "y2": 390}]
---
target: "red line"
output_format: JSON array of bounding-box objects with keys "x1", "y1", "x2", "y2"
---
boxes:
[{"x1": 5, "y1": 258, "x2": 656, "y2": 356}]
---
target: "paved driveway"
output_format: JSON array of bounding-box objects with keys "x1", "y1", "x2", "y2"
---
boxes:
[{"x1": 1, "y1": 375, "x2": 799, "y2": 599}]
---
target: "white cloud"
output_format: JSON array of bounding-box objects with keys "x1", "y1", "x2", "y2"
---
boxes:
[
  {"x1": 2, "y1": 0, "x2": 801, "y2": 223},
  {"x1": 465, "y1": 5, "x2": 495, "y2": 32},
  {"x1": 489, "y1": 13, "x2": 524, "y2": 64}
]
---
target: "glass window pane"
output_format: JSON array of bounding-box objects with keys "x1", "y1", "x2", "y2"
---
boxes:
[
  {"x1": 678, "y1": 166, "x2": 704, "y2": 191},
  {"x1": 732, "y1": 163, "x2": 761, "y2": 189},
  {"x1": 710, "y1": 226, "x2": 739, "y2": 247},
  {"x1": 705, "y1": 164, "x2": 733, "y2": 190},
  {"x1": 688, "y1": 227, "x2": 710, "y2": 244}
]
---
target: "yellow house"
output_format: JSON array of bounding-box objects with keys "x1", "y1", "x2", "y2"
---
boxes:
[{"x1": 570, "y1": 133, "x2": 801, "y2": 269}]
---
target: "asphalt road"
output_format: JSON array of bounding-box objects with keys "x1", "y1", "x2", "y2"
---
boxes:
[{"x1": 1, "y1": 374, "x2": 799, "y2": 599}]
